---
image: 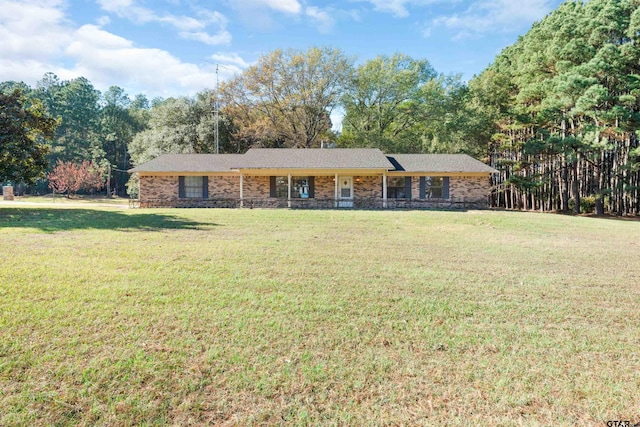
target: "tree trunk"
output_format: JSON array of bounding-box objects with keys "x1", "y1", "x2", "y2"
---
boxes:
[
  {"x1": 572, "y1": 158, "x2": 580, "y2": 214},
  {"x1": 560, "y1": 157, "x2": 569, "y2": 212}
]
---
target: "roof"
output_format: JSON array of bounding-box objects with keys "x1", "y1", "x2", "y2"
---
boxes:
[
  {"x1": 129, "y1": 154, "x2": 244, "y2": 173},
  {"x1": 386, "y1": 154, "x2": 497, "y2": 173},
  {"x1": 129, "y1": 150, "x2": 497, "y2": 174},
  {"x1": 236, "y1": 148, "x2": 393, "y2": 170}
]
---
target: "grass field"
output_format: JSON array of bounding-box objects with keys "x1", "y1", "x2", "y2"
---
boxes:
[
  {"x1": 4, "y1": 194, "x2": 130, "y2": 206},
  {"x1": 1, "y1": 206, "x2": 639, "y2": 426}
]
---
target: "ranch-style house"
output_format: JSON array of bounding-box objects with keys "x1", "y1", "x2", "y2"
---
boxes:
[{"x1": 129, "y1": 148, "x2": 497, "y2": 209}]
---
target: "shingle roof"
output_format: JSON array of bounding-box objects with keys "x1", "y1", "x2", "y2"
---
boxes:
[
  {"x1": 387, "y1": 154, "x2": 497, "y2": 173},
  {"x1": 236, "y1": 148, "x2": 394, "y2": 170},
  {"x1": 129, "y1": 151, "x2": 497, "y2": 174},
  {"x1": 129, "y1": 154, "x2": 244, "y2": 173}
]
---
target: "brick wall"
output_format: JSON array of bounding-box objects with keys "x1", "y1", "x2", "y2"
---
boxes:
[
  {"x1": 243, "y1": 176, "x2": 270, "y2": 198},
  {"x1": 209, "y1": 176, "x2": 240, "y2": 198},
  {"x1": 314, "y1": 176, "x2": 334, "y2": 199},
  {"x1": 137, "y1": 173, "x2": 491, "y2": 208},
  {"x1": 411, "y1": 177, "x2": 420, "y2": 199},
  {"x1": 450, "y1": 176, "x2": 491, "y2": 202},
  {"x1": 3, "y1": 186, "x2": 14, "y2": 201},
  {"x1": 139, "y1": 175, "x2": 179, "y2": 202},
  {"x1": 354, "y1": 176, "x2": 381, "y2": 198}
]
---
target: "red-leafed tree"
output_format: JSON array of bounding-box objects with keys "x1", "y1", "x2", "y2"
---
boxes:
[{"x1": 47, "y1": 160, "x2": 105, "y2": 197}]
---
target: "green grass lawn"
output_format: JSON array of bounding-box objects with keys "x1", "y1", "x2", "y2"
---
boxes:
[
  {"x1": 6, "y1": 194, "x2": 130, "y2": 206},
  {"x1": 1, "y1": 206, "x2": 639, "y2": 426}
]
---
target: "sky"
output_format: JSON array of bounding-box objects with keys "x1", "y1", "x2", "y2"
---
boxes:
[{"x1": 0, "y1": 0, "x2": 565, "y2": 101}]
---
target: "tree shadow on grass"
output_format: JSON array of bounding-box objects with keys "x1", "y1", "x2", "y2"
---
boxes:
[{"x1": 0, "y1": 208, "x2": 215, "y2": 232}]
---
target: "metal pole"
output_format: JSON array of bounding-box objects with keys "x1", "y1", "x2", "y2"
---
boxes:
[{"x1": 214, "y1": 64, "x2": 219, "y2": 154}]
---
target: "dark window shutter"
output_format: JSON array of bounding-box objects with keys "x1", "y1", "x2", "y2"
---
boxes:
[
  {"x1": 308, "y1": 176, "x2": 315, "y2": 199},
  {"x1": 404, "y1": 177, "x2": 412, "y2": 199},
  {"x1": 178, "y1": 176, "x2": 185, "y2": 198},
  {"x1": 270, "y1": 176, "x2": 276, "y2": 197},
  {"x1": 442, "y1": 177, "x2": 450, "y2": 199},
  {"x1": 419, "y1": 177, "x2": 426, "y2": 199},
  {"x1": 202, "y1": 176, "x2": 208, "y2": 198}
]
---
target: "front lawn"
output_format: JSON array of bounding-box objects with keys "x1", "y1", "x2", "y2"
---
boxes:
[{"x1": 1, "y1": 207, "x2": 638, "y2": 426}]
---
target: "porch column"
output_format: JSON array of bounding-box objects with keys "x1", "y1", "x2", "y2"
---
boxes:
[
  {"x1": 334, "y1": 173, "x2": 339, "y2": 208},
  {"x1": 383, "y1": 172, "x2": 388, "y2": 208},
  {"x1": 287, "y1": 173, "x2": 292, "y2": 208},
  {"x1": 239, "y1": 173, "x2": 244, "y2": 208}
]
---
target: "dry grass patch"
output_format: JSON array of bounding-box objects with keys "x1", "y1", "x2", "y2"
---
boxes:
[{"x1": 1, "y1": 207, "x2": 639, "y2": 426}]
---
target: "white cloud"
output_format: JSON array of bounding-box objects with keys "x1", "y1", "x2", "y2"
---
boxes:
[
  {"x1": 210, "y1": 53, "x2": 252, "y2": 69},
  {"x1": 0, "y1": 0, "x2": 72, "y2": 82},
  {"x1": 96, "y1": 0, "x2": 231, "y2": 45},
  {"x1": 180, "y1": 30, "x2": 232, "y2": 45},
  {"x1": 97, "y1": 15, "x2": 111, "y2": 26},
  {"x1": 0, "y1": 1, "x2": 229, "y2": 98},
  {"x1": 351, "y1": 0, "x2": 444, "y2": 18},
  {"x1": 306, "y1": 6, "x2": 335, "y2": 33},
  {"x1": 227, "y1": 0, "x2": 303, "y2": 30},
  {"x1": 431, "y1": 0, "x2": 553, "y2": 38},
  {"x1": 159, "y1": 15, "x2": 205, "y2": 32},
  {"x1": 98, "y1": 0, "x2": 132, "y2": 11},
  {"x1": 256, "y1": 0, "x2": 302, "y2": 14},
  {"x1": 64, "y1": 25, "x2": 218, "y2": 96}
]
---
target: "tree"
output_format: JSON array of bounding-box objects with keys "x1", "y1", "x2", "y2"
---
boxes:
[
  {"x1": 98, "y1": 86, "x2": 148, "y2": 196},
  {"x1": 470, "y1": 0, "x2": 640, "y2": 215},
  {"x1": 339, "y1": 54, "x2": 472, "y2": 154},
  {"x1": 0, "y1": 90, "x2": 56, "y2": 184},
  {"x1": 221, "y1": 47, "x2": 354, "y2": 148},
  {"x1": 35, "y1": 73, "x2": 101, "y2": 164},
  {"x1": 340, "y1": 54, "x2": 436, "y2": 151},
  {"x1": 128, "y1": 92, "x2": 233, "y2": 167},
  {"x1": 47, "y1": 160, "x2": 104, "y2": 197}
]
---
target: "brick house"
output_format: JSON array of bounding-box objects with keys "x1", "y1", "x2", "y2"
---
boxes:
[{"x1": 129, "y1": 148, "x2": 497, "y2": 209}]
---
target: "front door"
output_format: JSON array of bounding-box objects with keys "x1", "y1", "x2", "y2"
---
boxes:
[{"x1": 338, "y1": 176, "x2": 353, "y2": 207}]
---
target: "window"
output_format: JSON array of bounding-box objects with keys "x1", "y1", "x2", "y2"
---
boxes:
[
  {"x1": 179, "y1": 176, "x2": 207, "y2": 198},
  {"x1": 274, "y1": 176, "x2": 288, "y2": 198},
  {"x1": 271, "y1": 176, "x2": 314, "y2": 198},
  {"x1": 291, "y1": 177, "x2": 310, "y2": 198},
  {"x1": 184, "y1": 176, "x2": 204, "y2": 198},
  {"x1": 421, "y1": 176, "x2": 448, "y2": 199},
  {"x1": 387, "y1": 176, "x2": 410, "y2": 199}
]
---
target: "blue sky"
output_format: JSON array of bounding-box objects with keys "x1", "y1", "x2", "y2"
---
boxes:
[{"x1": 0, "y1": 0, "x2": 564, "y2": 100}]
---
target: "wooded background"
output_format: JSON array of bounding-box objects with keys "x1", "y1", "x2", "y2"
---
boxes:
[{"x1": 2, "y1": 0, "x2": 638, "y2": 214}]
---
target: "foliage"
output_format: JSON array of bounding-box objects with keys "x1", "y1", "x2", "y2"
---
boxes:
[
  {"x1": 470, "y1": 0, "x2": 640, "y2": 214},
  {"x1": 340, "y1": 53, "x2": 436, "y2": 152},
  {"x1": 47, "y1": 160, "x2": 105, "y2": 197},
  {"x1": 125, "y1": 173, "x2": 139, "y2": 198},
  {"x1": 221, "y1": 47, "x2": 353, "y2": 148},
  {"x1": 0, "y1": 89, "x2": 56, "y2": 184},
  {"x1": 127, "y1": 92, "x2": 230, "y2": 167},
  {"x1": 98, "y1": 86, "x2": 149, "y2": 196},
  {"x1": 35, "y1": 73, "x2": 102, "y2": 164},
  {"x1": 339, "y1": 54, "x2": 477, "y2": 155}
]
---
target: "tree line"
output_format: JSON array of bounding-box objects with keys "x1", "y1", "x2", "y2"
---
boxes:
[
  {"x1": 470, "y1": 0, "x2": 640, "y2": 215},
  {"x1": 2, "y1": 49, "x2": 476, "y2": 197},
  {"x1": 1, "y1": 0, "x2": 638, "y2": 213}
]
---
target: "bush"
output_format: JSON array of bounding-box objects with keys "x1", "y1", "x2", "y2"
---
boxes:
[
  {"x1": 569, "y1": 196, "x2": 596, "y2": 213},
  {"x1": 125, "y1": 174, "x2": 139, "y2": 199}
]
